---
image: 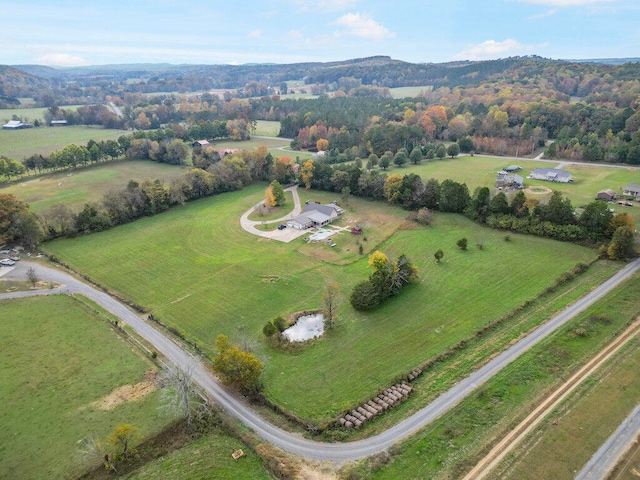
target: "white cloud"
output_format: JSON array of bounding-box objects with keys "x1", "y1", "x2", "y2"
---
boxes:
[
  {"x1": 248, "y1": 29, "x2": 263, "y2": 38},
  {"x1": 514, "y1": 0, "x2": 612, "y2": 5},
  {"x1": 333, "y1": 13, "x2": 395, "y2": 41},
  {"x1": 288, "y1": 30, "x2": 303, "y2": 39},
  {"x1": 453, "y1": 39, "x2": 535, "y2": 61},
  {"x1": 33, "y1": 53, "x2": 88, "y2": 66}
]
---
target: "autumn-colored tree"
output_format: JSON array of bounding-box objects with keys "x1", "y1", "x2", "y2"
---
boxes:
[
  {"x1": 322, "y1": 281, "x2": 342, "y2": 328},
  {"x1": 212, "y1": 334, "x2": 263, "y2": 393},
  {"x1": 134, "y1": 112, "x2": 151, "y2": 130},
  {"x1": 368, "y1": 250, "x2": 390, "y2": 271},
  {"x1": 383, "y1": 174, "x2": 403, "y2": 204},
  {"x1": 608, "y1": 226, "x2": 636, "y2": 260},
  {"x1": 316, "y1": 138, "x2": 329, "y2": 151},
  {"x1": 264, "y1": 186, "x2": 277, "y2": 209},
  {"x1": 300, "y1": 159, "x2": 314, "y2": 189},
  {"x1": 269, "y1": 180, "x2": 286, "y2": 206},
  {"x1": 103, "y1": 424, "x2": 142, "y2": 471}
]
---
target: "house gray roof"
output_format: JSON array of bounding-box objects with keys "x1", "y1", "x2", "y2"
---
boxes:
[
  {"x1": 303, "y1": 203, "x2": 339, "y2": 217},
  {"x1": 288, "y1": 216, "x2": 312, "y2": 226},
  {"x1": 496, "y1": 173, "x2": 524, "y2": 185},
  {"x1": 531, "y1": 168, "x2": 572, "y2": 179},
  {"x1": 625, "y1": 183, "x2": 640, "y2": 193}
]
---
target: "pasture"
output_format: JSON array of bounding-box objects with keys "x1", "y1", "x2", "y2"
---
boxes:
[
  {"x1": 253, "y1": 120, "x2": 281, "y2": 137},
  {"x1": 0, "y1": 295, "x2": 168, "y2": 479},
  {"x1": 44, "y1": 184, "x2": 596, "y2": 422},
  {"x1": 0, "y1": 125, "x2": 123, "y2": 159},
  {"x1": 1, "y1": 160, "x2": 189, "y2": 211},
  {"x1": 367, "y1": 272, "x2": 640, "y2": 480},
  {"x1": 399, "y1": 156, "x2": 640, "y2": 224},
  {"x1": 0, "y1": 104, "x2": 82, "y2": 124}
]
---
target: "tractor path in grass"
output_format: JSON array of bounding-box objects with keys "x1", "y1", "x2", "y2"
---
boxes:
[{"x1": 1, "y1": 258, "x2": 639, "y2": 463}]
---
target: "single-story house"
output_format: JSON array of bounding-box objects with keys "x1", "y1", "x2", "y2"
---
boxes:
[
  {"x1": 2, "y1": 120, "x2": 33, "y2": 130},
  {"x1": 192, "y1": 140, "x2": 210, "y2": 148},
  {"x1": 596, "y1": 189, "x2": 617, "y2": 201},
  {"x1": 504, "y1": 165, "x2": 522, "y2": 172},
  {"x1": 623, "y1": 183, "x2": 640, "y2": 199},
  {"x1": 495, "y1": 172, "x2": 524, "y2": 189},
  {"x1": 287, "y1": 202, "x2": 343, "y2": 230},
  {"x1": 529, "y1": 168, "x2": 573, "y2": 183},
  {"x1": 50, "y1": 120, "x2": 67, "y2": 126}
]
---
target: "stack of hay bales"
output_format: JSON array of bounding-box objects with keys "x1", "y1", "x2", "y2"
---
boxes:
[{"x1": 338, "y1": 382, "x2": 413, "y2": 428}]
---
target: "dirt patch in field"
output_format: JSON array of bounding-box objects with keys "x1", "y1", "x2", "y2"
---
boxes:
[
  {"x1": 525, "y1": 185, "x2": 552, "y2": 195},
  {"x1": 91, "y1": 369, "x2": 159, "y2": 410}
]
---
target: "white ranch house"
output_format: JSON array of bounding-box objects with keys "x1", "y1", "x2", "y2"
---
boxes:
[
  {"x1": 287, "y1": 202, "x2": 344, "y2": 230},
  {"x1": 623, "y1": 183, "x2": 640, "y2": 199},
  {"x1": 529, "y1": 168, "x2": 573, "y2": 183}
]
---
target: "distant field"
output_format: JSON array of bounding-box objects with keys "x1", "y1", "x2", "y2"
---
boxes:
[
  {"x1": 44, "y1": 184, "x2": 595, "y2": 422},
  {"x1": 0, "y1": 295, "x2": 168, "y2": 479},
  {"x1": 389, "y1": 85, "x2": 433, "y2": 98},
  {"x1": 1, "y1": 160, "x2": 189, "y2": 211},
  {"x1": 0, "y1": 125, "x2": 123, "y2": 159},
  {"x1": 0, "y1": 104, "x2": 82, "y2": 124},
  {"x1": 254, "y1": 120, "x2": 281, "y2": 137},
  {"x1": 398, "y1": 156, "x2": 640, "y2": 224}
]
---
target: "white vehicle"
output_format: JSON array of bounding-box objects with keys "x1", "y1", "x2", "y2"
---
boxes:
[{"x1": 0, "y1": 259, "x2": 16, "y2": 266}]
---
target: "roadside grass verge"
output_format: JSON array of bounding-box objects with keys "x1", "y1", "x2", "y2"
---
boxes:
[
  {"x1": 0, "y1": 126, "x2": 123, "y2": 159},
  {"x1": 43, "y1": 185, "x2": 595, "y2": 423},
  {"x1": 0, "y1": 295, "x2": 168, "y2": 479},
  {"x1": 348, "y1": 271, "x2": 640, "y2": 480},
  {"x1": 1, "y1": 160, "x2": 189, "y2": 211},
  {"x1": 495, "y1": 332, "x2": 640, "y2": 479}
]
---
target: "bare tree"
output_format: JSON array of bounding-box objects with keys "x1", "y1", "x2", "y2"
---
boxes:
[
  {"x1": 158, "y1": 363, "x2": 209, "y2": 427},
  {"x1": 322, "y1": 281, "x2": 342, "y2": 328},
  {"x1": 26, "y1": 266, "x2": 39, "y2": 288}
]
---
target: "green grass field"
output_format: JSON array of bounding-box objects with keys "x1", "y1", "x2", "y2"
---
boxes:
[
  {"x1": 0, "y1": 295, "x2": 168, "y2": 479},
  {"x1": 0, "y1": 160, "x2": 189, "y2": 211},
  {"x1": 397, "y1": 156, "x2": 640, "y2": 224},
  {"x1": 389, "y1": 86, "x2": 433, "y2": 99},
  {"x1": 43, "y1": 184, "x2": 595, "y2": 422},
  {"x1": 123, "y1": 432, "x2": 272, "y2": 480},
  {"x1": 364, "y1": 271, "x2": 640, "y2": 480},
  {"x1": 254, "y1": 120, "x2": 281, "y2": 137},
  {"x1": 497, "y1": 334, "x2": 640, "y2": 479},
  {"x1": 0, "y1": 105, "x2": 82, "y2": 124},
  {"x1": 0, "y1": 126, "x2": 124, "y2": 159}
]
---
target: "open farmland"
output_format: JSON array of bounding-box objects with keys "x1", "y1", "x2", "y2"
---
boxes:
[
  {"x1": 365, "y1": 272, "x2": 640, "y2": 480},
  {"x1": 0, "y1": 105, "x2": 82, "y2": 124},
  {"x1": 44, "y1": 184, "x2": 596, "y2": 422},
  {"x1": 0, "y1": 295, "x2": 168, "y2": 479},
  {"x1": 1, "y1": 160, "x2": 189, "y2": 211},
  {"x1": 0, "y1": 126, "x2": 123, "y2": 159},
  {"x1": 400, "y1": 156, "x2": 640, "y2": 224}
]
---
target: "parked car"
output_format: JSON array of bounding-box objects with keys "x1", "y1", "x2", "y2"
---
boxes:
[
  {"x1": 277, "y1": 224, "x2": 287, "y2": 230},
  {"x1": 624, "y1": 201, "x2": 634, "y2": 207},
  {"x1": 0, "y1": 259, "x2": 16, "y2": 266}
]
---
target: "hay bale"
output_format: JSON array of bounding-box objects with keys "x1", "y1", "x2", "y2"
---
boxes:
[
  {"x1": 354, "y1": 419, "x2": 362, "y2": 427},
  {"x1": 346, "y1": 414, "x2": 356, "y2": 423},
  {"x1": 357, "y1": 407, "x2": 368, "y2": 416},
  {"x1": 339, "y1": 418, "x2": 346, "y2": 426},
  {"x1": 345, "y1": 421, "x2": 353, "y2": 428},
  {"x1": 365, "y1": 405, "x2": 378, "y2": 415}
]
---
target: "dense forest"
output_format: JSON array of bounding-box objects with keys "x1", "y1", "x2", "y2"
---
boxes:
[{"x1": 2, "y1": 56, "x2": 640, "y2": 163}]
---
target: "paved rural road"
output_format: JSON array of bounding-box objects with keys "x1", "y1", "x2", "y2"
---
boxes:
[
  {"x1": 576, "y1": 402, "x2": 640, "y2": 480},
  {"x1": 2, "y1": 258, "x2": 640, "y2": 463}
]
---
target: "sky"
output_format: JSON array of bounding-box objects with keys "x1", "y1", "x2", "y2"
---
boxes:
[{"x1": 0, "y1": 0, "x2": 639, "y2": 67}]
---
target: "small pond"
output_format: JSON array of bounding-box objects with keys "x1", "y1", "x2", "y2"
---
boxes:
[{"x1": 282, "y1": 313, "x2": 325, "y2": 342}]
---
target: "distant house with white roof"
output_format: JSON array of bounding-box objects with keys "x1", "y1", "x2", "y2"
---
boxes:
[
  {"x1": 529, "y1": 168, "x2": 573, "y2": 183},
  {"x1": 2, "y1": 120, "x2": 32, "y2": 130}
]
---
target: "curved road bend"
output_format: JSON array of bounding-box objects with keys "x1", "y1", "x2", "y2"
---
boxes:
[{"x1": 2, "y1": 258, "x2": 640, "y2": 462}]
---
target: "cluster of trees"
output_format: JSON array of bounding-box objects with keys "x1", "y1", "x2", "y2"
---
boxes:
[
  {"x1": 211, "y1": 334, "x2": 262, "y2": 393},
  {"x1": 350, "y1": 251, "x2": 418, "y2": 310},
  {"x1": 0, "y1": 194, "x2": 41, "y2": 247},
  {"x1": 264, "y1": 180, "x2": 285, "y2": 208}
]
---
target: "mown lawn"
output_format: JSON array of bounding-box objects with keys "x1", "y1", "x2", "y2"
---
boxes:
[
  {"x1": 254, "y1": 120, "x2": 281, "y2": 137},
  {"x1": 0, "y1": 295, "x2": 168, "y2": 479},
  {"x1": 1, "y1": 160, "x2": 189, "y2": 211},
  {"x1": 0, "y1": 125, "x2": 123, "y2": 159},
  {"x1": 363, "y1": 272, "x2": 640, "y2": 480},
  {"x1": 43, "y1": 184, "x2": 596, "y2": 422},
  {"x1": 389, "y1": 85, "x2": 433, "y2": 98}
]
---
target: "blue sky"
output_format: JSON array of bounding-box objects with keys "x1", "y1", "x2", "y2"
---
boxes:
[{"x1": 1, "y1": 0, "x2": 638, "y2": 66}]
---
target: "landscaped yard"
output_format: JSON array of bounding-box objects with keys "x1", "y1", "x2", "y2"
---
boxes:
[
  {"x1": 0, "y1": 125, "x2": 123, "y2": 159},
  {"x1": 0, "y1": 160, "x2": 189, "y2": 211},
  {"x1": 43, "y1": 184, "x2": 597, "y2": 423},
  {"x1": 0, "y1": 295, "x2": 168, "y2": 479}
]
